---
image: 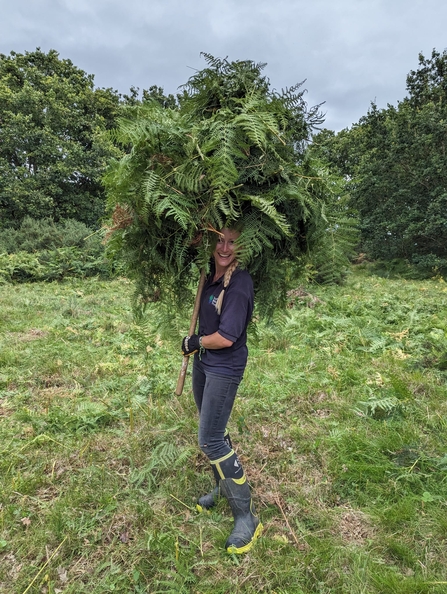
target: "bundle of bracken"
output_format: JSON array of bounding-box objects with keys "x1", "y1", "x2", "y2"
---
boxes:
[{"x1": 104, "y1": 54, "x2": 357, "y2": 317}]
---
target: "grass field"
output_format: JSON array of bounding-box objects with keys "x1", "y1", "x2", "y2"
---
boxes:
[{"x1": 1, "y1": 268, "x2": 447, "y2": 593}]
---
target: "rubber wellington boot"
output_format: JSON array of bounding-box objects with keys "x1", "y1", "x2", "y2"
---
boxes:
[
  {"x1": 197, "y1": 485, "x2": 219, "y2": 512},
  {"x1": 196, "y1": 430, "x2": 233, "y2": 513},
  {"x1": 196, "y1": 459, "x2": 221, "y2": 512},
  {"x1": 220, "y1": 477, "x2": 263, "y2": 554}
]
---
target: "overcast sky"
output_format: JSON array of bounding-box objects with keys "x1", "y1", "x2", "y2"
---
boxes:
[{"x1": 1, "y1": 0, "x2": 446, "y2": 131}]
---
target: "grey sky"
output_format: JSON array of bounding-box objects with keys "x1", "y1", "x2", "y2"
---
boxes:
[{"x1": 1, "y1": 0, "x2": 446, "y2": 131}]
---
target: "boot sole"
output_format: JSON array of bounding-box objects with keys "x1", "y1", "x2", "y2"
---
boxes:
[{"x1": 226, "y1": 522, "x2": 263, "y2": 554}]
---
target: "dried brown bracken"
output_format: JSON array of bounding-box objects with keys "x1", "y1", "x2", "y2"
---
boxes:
[
  {"x1": 103, "y1": 204, "x2": 134, "y2": 242},
  {"x1": 150, "y1": 153, "x2": 173, "y2": 167},
  {"x1": 286, "y1": 287, "x2": 325, "y2": 308},
  {"x1": 189, "y1": 232, "x2": 203, "y2": 246}
]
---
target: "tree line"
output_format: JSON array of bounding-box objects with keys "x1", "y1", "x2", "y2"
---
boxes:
[
  {"x1": 0, "y1": 48, "x2": 178, "y2": 229},
  {"x1": 1, "y1": 47, "x2": 446, "y2": 279},
  {"x1": 311, "y1": 49, "x2": 447, "y2": 276}
]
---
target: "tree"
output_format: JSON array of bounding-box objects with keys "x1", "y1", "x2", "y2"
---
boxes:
[
  {"x1": 142, "y1": 85, "x2": 182, "y2": 109},
  {"x1": 354, "y1": 101, "x2": 447, "y2": 264},
  {"x1": 312, "y1": 50, "x2": 447, "y2": 274},
  {"x1": 0, "y1": 48, "x2": 121, "y2": 228},
  {"x1": 406, "y1": 49, "x2": 447, "y2": 108},
  {"x1": 104, "y1": 54, "x2": 357, "y2": 316}
]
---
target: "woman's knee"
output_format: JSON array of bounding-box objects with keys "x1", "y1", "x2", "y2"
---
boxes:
[
  {"x1": 199, "y1": 440, "x2": 211, "y2": 458},
  {"x1": 198, "y1": 435, "x2": 226, "y2": 461},
  {"x1": 198, "y1": 431, "x2": 212, "y2": 456}
]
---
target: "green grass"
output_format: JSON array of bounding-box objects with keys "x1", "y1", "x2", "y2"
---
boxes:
[{"x1": 1, "y1": 269, "x2": 447, "y2": 593}]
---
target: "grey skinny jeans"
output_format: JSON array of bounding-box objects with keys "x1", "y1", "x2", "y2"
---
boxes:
[{"x1": 192, "y1": 360, "x2": 242, "y2": 462}]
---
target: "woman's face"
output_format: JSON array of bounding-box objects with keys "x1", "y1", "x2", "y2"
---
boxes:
[{"x1": 213, "y1": 228, "x2": 240, "y2": 271}]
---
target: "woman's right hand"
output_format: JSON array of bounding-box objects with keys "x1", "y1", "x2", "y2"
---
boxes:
[{"x1": 181, "y1": 334, "x2": 201, "y2": 356}]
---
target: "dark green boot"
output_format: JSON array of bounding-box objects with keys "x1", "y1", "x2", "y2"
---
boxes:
[
  {"x1": 196, "y1": 430, "x2": 233, "y2": 513},
  {"x1": 197, "y1": 485, "x2": 219, "y2": 512},
  {"x1": 220, "y1": 477, "x2": 263, "y2": 554}
]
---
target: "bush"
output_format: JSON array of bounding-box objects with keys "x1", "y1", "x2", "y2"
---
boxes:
[
  {"x1": 0, "y1": 247, "x2": 111, "y2": 283},
  {"x1": 0, "y1": 252, "x2": 45, "y2": 283},
  {"x1": 0, "y1": 217, "x2": 115, "y2": 282},
  {"x1": 0, "y1": 217, "x2": 101, "y2": 253},
  {"x1": 411, "y1": 253, "x2": 447, "y2": 278},
  {"x1": 357, "y1": 257, "x2": 447, "y2": 280}
]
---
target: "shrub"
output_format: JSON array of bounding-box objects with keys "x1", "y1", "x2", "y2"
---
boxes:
[
  {"x1": 0, "y1": 247, "x2": 112, "y2": 283},
  {"x1": 0, "y1": 252, "x2": 45, "y2": 283},
  {"x1": 0, "y1": 216, "x2": 101, "y2": 253},
  {"x1": 411, "y1": 253, "x2": 447, "y2": 278},
  {"x1": 0, "y1": 217, "x2": 112, "y2": 282}
]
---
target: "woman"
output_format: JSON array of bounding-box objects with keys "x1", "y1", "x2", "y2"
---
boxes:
[{"x1": 181, "y1": 227, "x2": 262, "y2": 554}]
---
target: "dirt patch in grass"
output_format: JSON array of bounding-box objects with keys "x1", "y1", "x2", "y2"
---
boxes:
[
  {"x1": 29, "y1": 373, "x2": 68, "y2": 390},
  {"x1": 258, "y1": 425, "x2": 296, "y2": 451},
  {"x1": 310, "y1": 391, "x2": 333, "y2": 403},
  {"x1": 35, "y1": 483, "x2": 61, "y2": 503},
  {"x1": 0, "y1": 552, "x2": 23, "y2": 586},
  {"x1": 0, "y1": 400, "x2": 13, "y2": 417},
  {"x1": 102, "y1": 512, "x2": 139, "y2": 545},
  {"x1": 36, "y1": 386, "x2": 76, "y2": 400},
  {"x1": 335, "y1": 507, "x2": 375, "y2": 544},
  {"x1": 312, "y1": 408, "x2": 332, "y2": 418},
  {"x1": 10, "y1": 328, "x2": 48, "y2": 342}
]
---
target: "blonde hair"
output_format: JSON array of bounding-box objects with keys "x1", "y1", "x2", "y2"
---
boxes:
[{"x1": 215, "y1": 260, "x2": 238, "y2": 315}]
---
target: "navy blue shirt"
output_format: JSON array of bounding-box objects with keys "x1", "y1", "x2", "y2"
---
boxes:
[{"x1": 196, "y1": 267, "x2": 254, "y2": 376}]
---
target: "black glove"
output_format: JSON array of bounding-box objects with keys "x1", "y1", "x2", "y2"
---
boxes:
[{"x1": 181, "y1": 334, "x2": 202, "y2": 356}]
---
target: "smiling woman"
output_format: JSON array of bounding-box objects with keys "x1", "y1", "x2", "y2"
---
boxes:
[
  {"x1": 181, "y1": 226, "x2": 263, "y2": 555},
  {"x1": 213, "y1": 228, "x2": 239, "y2": 276},
  {"x1": 104, "y1": 55, "x2": 354, "y2": 553}
]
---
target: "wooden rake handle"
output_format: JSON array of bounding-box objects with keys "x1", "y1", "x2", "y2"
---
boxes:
[{"x1": 175, "y1": 268, "x2": 206, "y2": 396}]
